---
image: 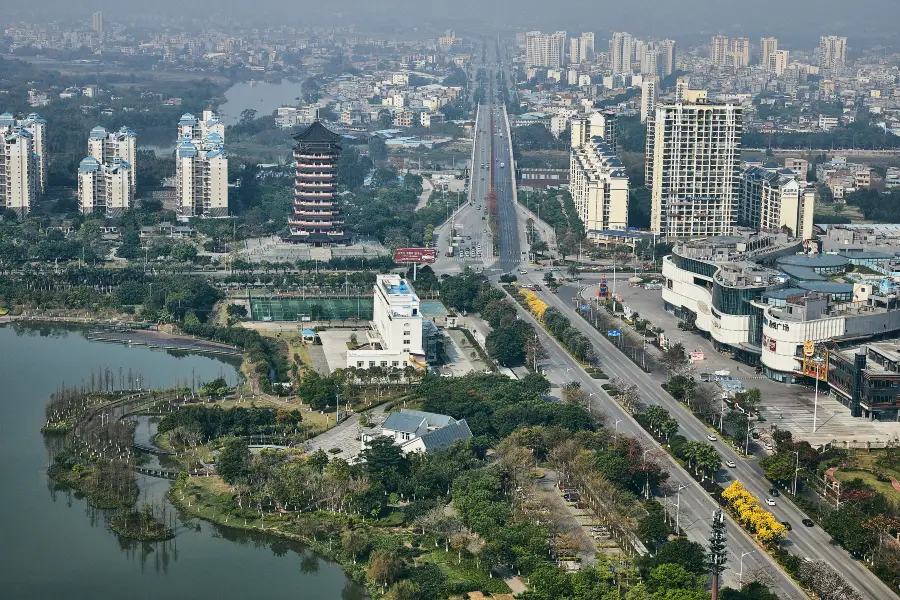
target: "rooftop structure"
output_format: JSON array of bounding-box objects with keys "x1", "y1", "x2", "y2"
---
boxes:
[
  {"x1": 347, "y1": 274, "x2": 431, "y2": 371},
  {"x1": 361, "y1": 409, "x2": 473, "y2": 455}
]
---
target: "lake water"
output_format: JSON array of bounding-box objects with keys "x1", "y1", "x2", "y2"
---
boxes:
[
  {"x1": 0, "y1": 324, "x2": 361, "y2": 600},
  {"x1": 219, "y1": 80, "x2": 307, "y2": 126}
]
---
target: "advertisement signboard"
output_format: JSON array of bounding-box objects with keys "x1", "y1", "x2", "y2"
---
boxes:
[{"x1": 394, "y1": 248, "x2": 437, "y2": 263}]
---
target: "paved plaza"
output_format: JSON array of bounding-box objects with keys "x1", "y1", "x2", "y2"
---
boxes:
[{"x1": 577, "y1": 282, "x2": 900, "y2": 447}]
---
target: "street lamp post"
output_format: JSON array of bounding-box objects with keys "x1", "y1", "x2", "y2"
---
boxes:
[
  {"x1": 642, "y1": 450, "x2": 653, "y2": 500},
  {"x1": 738, "y1": 550, "x2": 757, "y2": 585},
  {"x1": 812, "y1": 357, "x2": 824, "y2": 434},
  {"x1": 614, "y1": 419, "x2": 623, "y2": 447},
  {"x1": 674, "y1": 484, "x2": 688, "y2": 531},
  {"x1": 791, "y1": 450, "x2": 800, "y2": 496}
]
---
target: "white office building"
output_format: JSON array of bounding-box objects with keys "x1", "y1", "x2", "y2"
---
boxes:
[
  {"x1": 77, "y1": 156, "x2": 132, "y2": 218},
  {"x1": 347, "y1": 274, "x2": 429, "y2": 370},
  {"x1": 175, "y1": 111, "x2": 228, "y2": 218},
  {"x1": 570, "y1": 129, "x2": 629, "y2": 236},
  {"x1": 646, "y1": 97, "x2": 742, "y2": 238}
]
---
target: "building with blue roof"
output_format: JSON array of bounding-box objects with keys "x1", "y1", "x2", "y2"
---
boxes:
[{"x1": 84, "y1": 123, "x2": 136, "y2": 205}]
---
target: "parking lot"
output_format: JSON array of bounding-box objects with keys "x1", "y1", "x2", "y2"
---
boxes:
[{"x1": 578, "y1": 282, "x2": 900, "y2": 446}]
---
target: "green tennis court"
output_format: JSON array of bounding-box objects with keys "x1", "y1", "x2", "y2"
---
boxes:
[{"x1": 250, "y1": 297, "x2": 373, "y2": 321}]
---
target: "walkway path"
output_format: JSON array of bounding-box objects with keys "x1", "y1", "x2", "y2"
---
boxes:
[{"x1": 415, "y1": 177, "x2": 434, "y2": 210}]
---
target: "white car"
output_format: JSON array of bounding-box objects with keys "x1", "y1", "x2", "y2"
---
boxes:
[
  {"x1": 725, "y1": 460, "x2": 736, "y2": 468},
  {"x1": 765, "y1": 498, "x2": 776, "y2": 506},
  {"x1": 764, "y1": 443, "x2": 774, "y2": 451},
  {"x1": 706, "y1": 434, "x2": 718, "y2": 442},
  {"x1": 519, "y1": 269, "x2": 528, "y2": 274}
]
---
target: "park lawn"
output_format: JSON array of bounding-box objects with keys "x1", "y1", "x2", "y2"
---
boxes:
[
  {"x1": 834, "y1": 469, "x2": 900, "y2": 502},
  {"x1": 419, "y1": 549, "x2": 511, "y2": 595}
]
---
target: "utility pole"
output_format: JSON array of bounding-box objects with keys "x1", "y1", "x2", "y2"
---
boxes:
[
  {"x1": 706, "y1": 510, "x2": 728, "y2": 600},
  {"x1": 792, "y1": 450, "x2": 801, "y2": 496}
]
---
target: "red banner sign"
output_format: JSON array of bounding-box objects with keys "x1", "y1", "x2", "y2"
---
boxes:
[{"x1": 394, "y1": 248, "x2": 436, "y2": 263}]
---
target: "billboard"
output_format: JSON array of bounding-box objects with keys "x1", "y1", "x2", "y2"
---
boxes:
[{"x1": 394, "y1": 247, "x2": 436, "y2": 263}]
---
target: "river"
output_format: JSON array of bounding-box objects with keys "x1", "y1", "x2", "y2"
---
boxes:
[
  {"x1": 0, "y1": 324, "x2": 361, "y2": 600},
  {"x1": 219, "y1": 79, "x2": 307, "y2": 126}
]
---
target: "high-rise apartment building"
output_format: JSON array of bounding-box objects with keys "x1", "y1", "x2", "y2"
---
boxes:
[
  {"x1": 92, "y1": 11, "x2": 103, "y2": 34},
  {"x1": 77, "y1": 157, "x2": 131, "y2": 218},
  {"x1": 646, "y1": 98, "x2": 742, "y2": 238},
  {"x1": 760, "y1": 37, "x2": 778, "y2": 68},
  {"x1": 86, "y1": 125, "x2": 137, "y2": 199},
  {"x1": 570, "y1": 110, "x2": 618, "y2": 153},
  {"x1": 0, "y1": 112, "x2": 45, "y2": 217},
  {"x1": 819, "y1": 36, "x2": 847, "y2": 76},
  {"x1": 175, "y1": 111, "x2": 228, "y2": 218},
  {"x1": 710, "y1": 36, "x2": 730, "y2": 66},
  {"x1": 570, "y1": 115, "x2": 629, "y2": 235},
  {"x1": 641, "y1": 49, "x2": 660, "y2": 77},
  {"x1": 569, "y1": 38, "x2": 581, "y2": 64},
  {"x1": 658, "y1": 40, "x2": 677, "y2": 77},
  {"x1": 769, "y1": 50, "x2": 790, "y2": 77},
  {"x1": 610, "y1": 32, "x2": 634, "y2": 75},
  {"x1": 674, "y1": 76, "x2": 690, "y2": 103},
  {"x1": 640, "y1": 76, "x2": 659, "y2": 124},
  {"x1": 579, "y1": 32, "x2": 595, "y2": 63},
  {"x1": 525, "y1": 31, "x2": 566, "y2": 69},
  {"x1": 289, "y1": 121, "x2": 346, "y2": 245},
  {"x1": 740, "y1": 166, "x2": 815, "y2": 240},
  {"x1": 730, "y1": 38, "x2": 751, "y2": 68}
]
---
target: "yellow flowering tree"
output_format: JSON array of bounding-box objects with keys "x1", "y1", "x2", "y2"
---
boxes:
[
  {"x1": 721, "y1": 480, "x2": 787, "y2": 547},
  {"x1": 518, "y1": 289, "x2": 548, "y2": 321}
]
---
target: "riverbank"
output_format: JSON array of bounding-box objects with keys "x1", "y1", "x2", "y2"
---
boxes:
[
  {"x1": 169, "y1": 475, "x2": 511, "y2": 598},
  {"x1": 169, "y1": 476, "x2": 371, "y2": 589}
]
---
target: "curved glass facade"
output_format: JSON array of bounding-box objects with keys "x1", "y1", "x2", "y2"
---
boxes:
[
  {"x1": 672, "y1": 254, "x2": 717, "y2": 278},
  {"x1": 712, "y1": 282, "x2": 765, "y2": 316}
]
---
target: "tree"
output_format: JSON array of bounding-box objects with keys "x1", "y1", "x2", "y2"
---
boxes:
[
  {"x1": 759, "y1": 452, "x2": 796, "y2": 483},
  {"x1": 661, "y1": 342, "x2": 688, "y2": 375},
  {"x1": 638, "y1": 537, "x2": 707, "y2": 576},
  {"x1": 385, "y1": 580, "x2": 418, "y2": 600},
  {"x1": 226, "y1": 304, "x2": 248, "y2": 319},
  {"x1": 367, "y1": 549, "x2": 403, "y2": 588},
  {"x1": 648, "y1": 563, "x2": 696, "y2": 593},
  {"x1": 369, "y1": 135, "x2": 388, "y2": 164},
  {"x1": 486, "y1": 326, "x2": 527, "y2": 367},
  {"x1": 361, "y1": 436, "x2": 408, "y2": 488},
  {"x1": 796, "y1": 560, "x2": 863, "y2": 600},
  {"x1": 217, "y1": 438, "x2": 249, "y2": 484},
  {"x1": 637, "y1": 501, "x2": 669, "y2": 551},
  {"x1": 171, "y1": 242, "x2": 198, "y2": 263}
]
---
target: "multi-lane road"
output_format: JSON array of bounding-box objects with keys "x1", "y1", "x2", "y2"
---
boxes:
[{"x1": 430, "y1": 43, "x2": 893, "y2": 600}]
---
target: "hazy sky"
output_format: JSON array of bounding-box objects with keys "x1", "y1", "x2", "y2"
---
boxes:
[{"x1": 7, "y1": 0, "x2": 896, "y2": 46}]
